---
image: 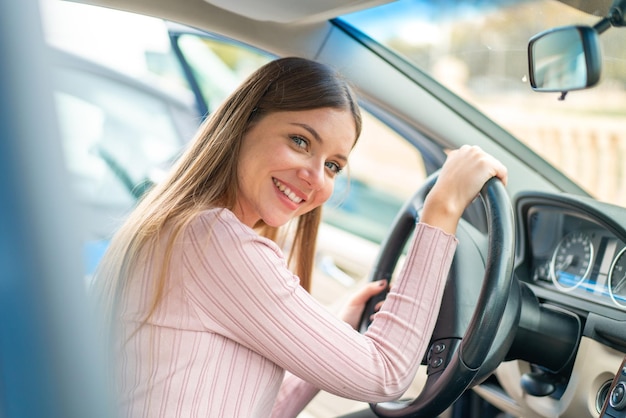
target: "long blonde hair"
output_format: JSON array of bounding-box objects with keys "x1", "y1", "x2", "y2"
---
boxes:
[{"x1": 93, "y1": 57, "x2": 362, "y2": 328}]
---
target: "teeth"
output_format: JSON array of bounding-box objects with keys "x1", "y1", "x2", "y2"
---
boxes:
[{"x1": 273, "y1": 179, "x2": 303, "y2": 204}]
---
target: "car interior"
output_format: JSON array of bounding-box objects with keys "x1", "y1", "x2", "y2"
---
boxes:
[{"x1": 2, "y1": 0, "x2": 626, "y2": 417}]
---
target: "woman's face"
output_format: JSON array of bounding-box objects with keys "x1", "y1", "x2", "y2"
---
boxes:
[{"x1": 234, "y1": 108, "x2": 356, "y2": 228}]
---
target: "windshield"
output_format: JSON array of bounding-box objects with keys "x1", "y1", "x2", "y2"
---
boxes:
[{"x1": 340, "y1": 0, "x2": 626, "y2": 207}]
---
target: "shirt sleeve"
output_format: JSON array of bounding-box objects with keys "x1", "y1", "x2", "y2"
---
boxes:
[
  {"x1": 270, "y1": 372, "x2": 319, "y2": 418},
  {"x1": 181, "y1": 209, "x2": 457, "y2": 406}
]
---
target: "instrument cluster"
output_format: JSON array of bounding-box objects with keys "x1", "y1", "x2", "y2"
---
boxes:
[{"x1": 524, "y1": 204, "x2": 626, "y2": 310}]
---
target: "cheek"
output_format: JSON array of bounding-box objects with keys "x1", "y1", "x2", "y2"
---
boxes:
[{"x1": 314, "y1": 181, "x2": 335, "y2": 205}]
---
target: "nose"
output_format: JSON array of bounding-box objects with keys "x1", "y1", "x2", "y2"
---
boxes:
[{"x1": 298, "y1": 159, "x2": 325, "y2": 190}]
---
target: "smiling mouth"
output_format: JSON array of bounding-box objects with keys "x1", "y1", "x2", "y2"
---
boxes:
[{"x1": 273, "y1": 178, "x2": 304, "y2": 204}]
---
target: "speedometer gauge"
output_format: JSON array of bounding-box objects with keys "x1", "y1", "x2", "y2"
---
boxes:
[
  {"x1": 550, "y1": 232, "x2": 594, "y2": 291},
  {"x1": 609, "y1": 247, "x2": 626, "y2": 308}
]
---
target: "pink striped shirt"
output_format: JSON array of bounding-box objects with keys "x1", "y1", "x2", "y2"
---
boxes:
[{"x1": 116, "y1": 208, "x2": 457, "y2": 417}]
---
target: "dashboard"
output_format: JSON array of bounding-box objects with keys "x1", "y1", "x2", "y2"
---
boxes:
[
  {"x1": 516, "y1": 192, "x2": 626, "y2": 317},
  {"x1": 480, "y1": 192, "x2": 626, "y2": 418}
]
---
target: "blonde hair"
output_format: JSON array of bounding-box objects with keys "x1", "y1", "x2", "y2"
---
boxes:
[{"x1": 93, "y1": 57, "x2": 362, "y2": 329}]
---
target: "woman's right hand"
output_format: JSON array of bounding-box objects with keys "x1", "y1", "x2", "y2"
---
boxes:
[{"x1": 420, "y1": 145, "x2": 508, "y2": 235}]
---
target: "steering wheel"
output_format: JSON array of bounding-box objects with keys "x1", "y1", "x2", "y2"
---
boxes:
[{"x1": 359, "y1": 172, "x2": 515, "y2": 418}]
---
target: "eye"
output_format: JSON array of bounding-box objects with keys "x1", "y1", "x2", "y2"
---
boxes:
[
  {"x1": 325, "y1": 161, "x2": 343, "y2": 175},
  {"x1": 290, "y1": 135, "x2": 309, "y2": 150}
]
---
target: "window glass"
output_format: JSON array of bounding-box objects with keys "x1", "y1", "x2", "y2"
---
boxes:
[
  {"x1": 176, "y1": 34, "x2": 273, "y2": 112},
  {"x1": 324, "y1": 113, "x2": 425, "y2": 245},
  {"x1": 42, "y1": 1, "x2": 203, "y2": 277},
  {"x1": 54, "y1": 67, "x2": 190, "y2": 205},
  {"x1": 51, "y1": 59, "x2": 200, "y2": 275},
  {"x1": 340, "y1": 0, "x2": 626, "y2": 207},
  {"x1": 42, "y1": 0, "x2": 192, "y2": 97}
]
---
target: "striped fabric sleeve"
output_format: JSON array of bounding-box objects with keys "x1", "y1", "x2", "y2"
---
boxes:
[
  {"x1": 270, "y1": 372, "x2": 319, "y2": 418},
  {"x1": 182, "y1": 209, "x2": 457, "y2": 408}
]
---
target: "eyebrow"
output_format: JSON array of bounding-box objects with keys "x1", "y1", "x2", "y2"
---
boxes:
[{"x1": 291, "y1": 122, "x2": 349, "y2": 163}]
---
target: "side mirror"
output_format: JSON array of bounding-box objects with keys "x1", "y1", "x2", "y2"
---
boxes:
[{"x1": 528, "y1": 25, "x2": 602, "y2": 92}]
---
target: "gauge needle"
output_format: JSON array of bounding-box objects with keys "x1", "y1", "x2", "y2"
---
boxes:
[
  {"x1": 614, "y1": 274, "x2": 626, "y2": 293},
  {"x1": 558, "y1": 254, "x2": 575, "y2": 270}
]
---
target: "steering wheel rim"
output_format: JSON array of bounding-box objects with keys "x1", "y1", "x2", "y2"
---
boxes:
[{"x1": 360, "y1": 172, "x2": 515, "y2": 418}]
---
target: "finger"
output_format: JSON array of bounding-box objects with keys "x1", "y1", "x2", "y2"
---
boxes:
[{"x1": 350, "y1": 280, "x2": 387, "y2": 305}]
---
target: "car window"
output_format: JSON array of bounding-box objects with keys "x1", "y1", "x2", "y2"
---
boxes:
[
  {"x1": 172, "y1": 32, "x2": 273, "y2": 113},
  {"x1": 339, "y1": 0, "x2": 626, "y2": 207},
  {"x1": 42, "y1": 2, "x2": 205, "y2": 278},
  {"x1": 53, "y1": 59, "x2": 193, "y2": 202},
  {"x1": 42, "y1": 1, "x2": 192, "y2": 98},
  {"x1": 324, "y1": 114, "x2": 425, "y2": 245},
  {"x1": 51, "y1": 53, "x2": 201, "y2": 275}
]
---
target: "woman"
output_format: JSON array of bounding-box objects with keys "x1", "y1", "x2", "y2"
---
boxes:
[{"x1": 93, "y1": 56, "x2": 507, "y2": 417}]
